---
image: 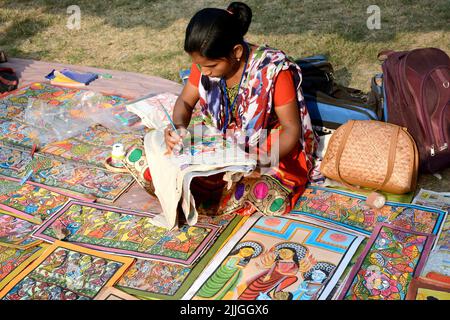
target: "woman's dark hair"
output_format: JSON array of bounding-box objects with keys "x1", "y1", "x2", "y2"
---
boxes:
[{"x1": 184, "y1": 2, "x2": 252, "y2": 59}]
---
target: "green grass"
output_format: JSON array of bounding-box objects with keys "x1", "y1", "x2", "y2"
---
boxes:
[
  {"x1": 0, "y1": 0, "x2": 449, "y2": 188},
  {"x1": 0, "y1": 0, "x2": 449, "y2": 90}
]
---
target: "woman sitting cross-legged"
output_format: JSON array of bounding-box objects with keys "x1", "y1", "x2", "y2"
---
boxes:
[{"x1": 165, "y1": 2, "x2": 319, "y2": 217}]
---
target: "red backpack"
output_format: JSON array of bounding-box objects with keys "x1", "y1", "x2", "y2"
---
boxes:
[{"x1": 379, "y1": 48, "x2": 450, "y2": 173}]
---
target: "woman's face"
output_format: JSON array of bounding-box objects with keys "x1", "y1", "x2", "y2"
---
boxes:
[{"x1": 190, "y1": 52, "x2": 236, "y2": 79}]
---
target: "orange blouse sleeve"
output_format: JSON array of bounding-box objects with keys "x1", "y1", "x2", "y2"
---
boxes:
[
  {"x1": 273, "y1": 69, "x2": 297, "y2": 107},
  {"x1": 188, "y1": 63, "x2": 201, "y2": 87}
]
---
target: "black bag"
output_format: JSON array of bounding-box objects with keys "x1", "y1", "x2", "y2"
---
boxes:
[
  {"x1": 0, "y1": 67, "x2": 19, "y2": 93},
  {"x1": 0, "y1": 51, "x2": 19, "y2": 93},
  {"x1": 295, "y1": 55, "x2": 384, "y2": 130}
]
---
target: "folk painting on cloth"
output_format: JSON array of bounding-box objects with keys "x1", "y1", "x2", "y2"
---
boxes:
[
  {"x1": 292, "y1": 186, "x2": 446, "y2": 236},
  {"x1": 115, "y1": 213, "x2": 245, "y2": 300},
  {"x1": 0, "y1": 82, "x2": 128, "y2": 120},
  {"x1": 40, "y1": 125, "x2": 144, "y2": 169},
  {"x1": 185, "y1": 215, "x2": 364, "y2": 300},
  {"x1": 0, "y1": 244, "x2": 45, "y2": 290},
  {"x1": 338, "y1": 223, "x2": 435, "y2": 300},
  {"x1": 0, "y1": 176, "x2": 91, "y2": 221},
  {"x1": 33, "y1": 201, "x2": 226, "y2": 265},
  {"x1": 0, "y1": 240, "x2": 133, "y2": 300},
  {"x1": 0, "y1": 209, "x2": 41, "y2": 249},
  {"x1": 74, "y1": 124, "x2": 144, "y2": 148},
  {"x1": 0, "y1": 120, "x2": 41, "y2": 149},
  {"x1": 0, "y1": 145, "x2": 32, "y2": 178},
  {"x1": 405, "y1": 277, "x2": 450, "y2": 300},
  {"x1": 0, "y1": 146, "x2": 134, "y2": 202}
]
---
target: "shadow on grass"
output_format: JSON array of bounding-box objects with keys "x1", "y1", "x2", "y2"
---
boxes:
[
  {"x1": 0, "y1": 15, "x2": 51, "y2": 57},
  {"x1": 1, "y1": 0, "x2": 449, "y2": 42},
  {"x1": 0, "y1": 15, "x2": 51, "y2": 78}
]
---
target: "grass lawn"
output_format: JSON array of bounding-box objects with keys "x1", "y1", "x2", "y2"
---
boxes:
[
  {"x1": 1, "y1": 0, "x2": 449, "y2": 90},
  {"x1": 0, "y1": 0, "x2": 449, "y2": 189}
]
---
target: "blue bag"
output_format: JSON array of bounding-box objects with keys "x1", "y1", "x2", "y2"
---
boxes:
[{"x1": 296, "y1": 55, "x2": 384, "y2": 130}]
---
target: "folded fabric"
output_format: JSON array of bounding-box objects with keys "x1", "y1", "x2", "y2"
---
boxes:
[
  {"x1": 60, "y1": 69, "x2": 98, "y2": 84},
  {"x1": 45, "y1": 69, "x2": 98, "y2": 85},
  {"x1": 50, "y1": 71, "x2": 86, "y2": 87}
]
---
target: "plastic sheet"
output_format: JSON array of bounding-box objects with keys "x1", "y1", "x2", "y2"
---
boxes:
[
  {"x1": 24, "y1": 98, "x2": 92, "y2": 145},
  {"x1": 24, "y1": 91, "x2": 142, "y2": 146}
]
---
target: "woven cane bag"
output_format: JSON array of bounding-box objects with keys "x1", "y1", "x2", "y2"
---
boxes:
[{"x1": 320, "y1": 120, "x2": 419, "y2": 194}]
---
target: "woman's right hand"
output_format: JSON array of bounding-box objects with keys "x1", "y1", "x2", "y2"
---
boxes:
[{"x1": 164, "y1": 125, "x2": 187, "y2": 155}]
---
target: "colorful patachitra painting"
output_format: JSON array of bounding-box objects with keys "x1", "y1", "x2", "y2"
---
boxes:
[
  {"x1": 28, "y1": 155, "x2": 134, "y2": 202},
  {"x1": 32, "y1": 201, "x2": 225, "y2": 265},
  {"x1": 0, "y1": 147, "x2": 134, "y2": 202},
  {"x1": 0, "y1": 145, "x2": 32, "y2": 178},
  {"x1": 406, "y1": 277, "x2": 450, "y2": 300},
  {"x1": 292, "y1": 186, "x2": 446, "y2": 236},
  {"x1": 339, "y1": 224, "x2": 435, "y2": 300},
  {"x1": 73, "y1": 124, "x2": 144, "y2": 148},
  {"x1": 115, "y1": 213, "x2": 245, "y2": 300},
  {"x1": 0, "y1": 82, "x2": 128, "y2": 119},
  {"x1": 0, "y1": 210, "x2": 41, "y2": 249},
  {"x1": 0, "y1": 177, "x2": 90, "y2": 221},
  {"x1": 0, "y1": 241, "x2": 133, "y2": 300},
  {"x1": 0, "y1": 120, "x2": 41, "y2": 148},
  {"x1": 0, "y1": 244, "x2": 45, "y2": 290},
  {"x1": 39, "y1": 126, "x2": 143, "y2": 169},
  {"x1": 415, "y1": 287, "x2": 450, "y2": 300},
  {"x1": 40, "y1": 138, "x2": 112, "y2": 168},
  {"x1": 185, "y1": 215, "x2": 364, "y2": 300}
]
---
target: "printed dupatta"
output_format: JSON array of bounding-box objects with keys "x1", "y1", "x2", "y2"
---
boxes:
[{"x1": 197, "y1": 45, "x2": 319, "y2": 181}]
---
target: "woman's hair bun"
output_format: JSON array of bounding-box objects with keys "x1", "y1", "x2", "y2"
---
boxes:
[{"x1": 227, "y1": 2, "x2": 252, "y2": 37}]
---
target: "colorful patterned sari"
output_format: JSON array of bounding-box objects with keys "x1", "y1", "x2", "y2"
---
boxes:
[{"x1": 194, "y1": 44, "x2": 319, "y2": 216}]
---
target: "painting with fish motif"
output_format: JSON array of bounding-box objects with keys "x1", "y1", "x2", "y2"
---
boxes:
[
  {"x1": 0, "y1": 241, "x2": 133, "y2": 300},
  {"x1": 291, "y1": 186, "x2": 446, "y2": 236},
  {"x1": 339, "y1": 224, "x2": 435, "y2": 300},
  {"x1": 184, "y1": 215, "x2": 364, "y2": 300}
]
